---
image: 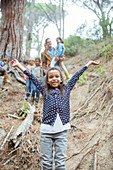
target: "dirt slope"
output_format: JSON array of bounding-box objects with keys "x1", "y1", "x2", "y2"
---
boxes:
[{"x1": 0, "y1": 42, "x2": 113, "y2": 170}]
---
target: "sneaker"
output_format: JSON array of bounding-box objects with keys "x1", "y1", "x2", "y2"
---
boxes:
[
  {"x1": 31, "y1": 97, "x2": 34, "y2": 105},
  {"x1": 35, "y1": 97, "x2": 39, "y2": 103}
]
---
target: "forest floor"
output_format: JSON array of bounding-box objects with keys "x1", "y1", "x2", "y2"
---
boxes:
[{"x1": 0, "y1": 40, "x2": 113, "y2": 170}]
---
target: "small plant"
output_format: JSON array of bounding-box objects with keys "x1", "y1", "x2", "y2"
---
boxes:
[
  {"x1": 98, "y1": 44, "x2": 113, "y2": 61},
  {"x1": 97, "y1": 67, "x2": 106, "y2": 73},
  {"x1": 18, "y1": 100, "x2": 29, "y2": 118},
  {"x1": 79, "y1": 72, "x2": 87, "y2": 85},
  {"x1": 88, "y1": 68, "x2": 93, "y2": 72}
]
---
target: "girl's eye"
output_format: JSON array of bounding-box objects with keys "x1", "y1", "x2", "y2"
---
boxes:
[{"x1": 49, "y1": 76, "x2": 53, "y2": 78}]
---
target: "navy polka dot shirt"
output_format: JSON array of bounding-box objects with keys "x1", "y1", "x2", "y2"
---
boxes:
[{"x1": 24, "y1": 66, "x2": 87, "y2": 126}]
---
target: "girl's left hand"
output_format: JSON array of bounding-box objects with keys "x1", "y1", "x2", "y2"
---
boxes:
[
  {"x1": 91, "y1": 61, "x2": 100, "y2": 65},
  {"x1": 55, "y1": 56, "x2": 59, "y2": 61},
  {"x1": 86, "y1": 61, "x2": 100, "y2": 67}
]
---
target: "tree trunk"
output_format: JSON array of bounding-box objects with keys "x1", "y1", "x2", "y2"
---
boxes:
[
  {"x1": 25, "y1": 0, "x2": 35, "y2": 59},
  {"x1": 0, "y1": 0, "x2": 27, "y2": 61},
  {"x1": 59, "y1": 0, "x2": 62, "y2": 37},
  {"x1": 62, "y1": 0, "x2": 64, "y2": 39}
]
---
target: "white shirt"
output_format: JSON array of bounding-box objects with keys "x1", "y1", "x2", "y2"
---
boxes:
[{"x1": 40, "y1": 113, "x2": 71, "y2": 134}]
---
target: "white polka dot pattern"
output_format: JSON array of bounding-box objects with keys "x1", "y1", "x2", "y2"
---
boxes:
[{"x1": 24, "y1": 66, "x2": 87, "y2": 126}]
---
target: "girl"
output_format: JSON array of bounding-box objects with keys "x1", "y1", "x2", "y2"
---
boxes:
[
  {"x1": 50, "y1": 37, "x2": 70, "y2": 79},
  {"x1": 30, "y1": 57, "x2": 44, "y2": 104},
  {"x1": 11, "y1": 59, "x2": 99, "y2": 170},
  {"x1": 24, "y1": 58, "x2": 34, "y2": 100}
]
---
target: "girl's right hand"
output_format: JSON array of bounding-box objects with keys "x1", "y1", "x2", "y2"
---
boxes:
[{"x1": 10, "y1": 59, "x2": 19, "y2": 67}]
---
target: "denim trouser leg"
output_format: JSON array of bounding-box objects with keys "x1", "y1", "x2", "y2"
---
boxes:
[
  {"x1": 40, "y1": 130, "x2": 67, "y2": 170},
  {"x1": 31, "y1": 82, "x2": 40, "y2": 98},
  {"x1": 36, "y1": 88, "x2": 40, "y2": 98},
  {"x1": 25, "y1": 78, "x2": 31, "y2": 98},
  {"x1": 31, "y1": 82, "x2": 35, "y2": 98}
]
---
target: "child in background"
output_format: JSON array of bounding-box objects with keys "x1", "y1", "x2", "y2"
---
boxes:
[
  {"x1": 24, "y1": 58, "x2": 34, "y2": 100},
  {"x1": 11, "y1": 58, "x2": 99, "y2": 169},
  {"x1": 31, "y1": 57, "x2": 44, "y2": 104},
  {"x1": 50, "y1": 37, "x2": 70, "y2": 79},
  {"x1": 0, "y1": 58, "x2": 10, "y2": 82}
]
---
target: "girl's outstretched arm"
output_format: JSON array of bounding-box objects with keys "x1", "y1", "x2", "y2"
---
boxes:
[
  {"x1": 66, "y1": 60, "x2": 100, "y2": 91},
  {"x1": 11, "y1": 59, "x2": 45, "y2": 95},
  {"x1": 10, "y1": 59, "x2": 26, "y2": 72}
]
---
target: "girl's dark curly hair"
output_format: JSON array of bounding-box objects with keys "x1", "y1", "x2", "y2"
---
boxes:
[
  {"x1": 44, "y1": 67, "x2": 65, "y2": 97},
  {"x1": 56, "y1": 37, "x2": 64, "y2": 44}
]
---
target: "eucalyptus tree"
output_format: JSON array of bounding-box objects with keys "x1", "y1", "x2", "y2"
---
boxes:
[
  {"x1": 38, "y1": 0, "x2": 67, "y2": 39},
  {"x1": 24, "y1": 2, "x2": 50, "y2": 58},
  {"x1": 0, "y1": 0, "x2": 27, "y2": 61},
  {"x1": 25, "y1": 0, "x2": 35, "y2": 58},
  {"x1": 72, "y1": 0, "x2": 113, "y2": 39}
]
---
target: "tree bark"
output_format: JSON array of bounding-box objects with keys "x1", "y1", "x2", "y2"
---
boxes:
[
  {"x1": 0, "y1": 0, "x2": 27, "y2": 61},
  {"x1": 62, "y1": 0, "x2": 64, "y2": 39},
  {"x1": 25, "y1": 0, "x2": 35, "y2": 59}
]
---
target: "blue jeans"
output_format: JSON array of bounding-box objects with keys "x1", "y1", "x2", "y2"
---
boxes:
[
  {"x1": 40, "y1": 130, "x2": 67, "y2": 170},
  {"x1": 25, "y1": 78, "x2": 31, "y2": 99},
  {"x1": 31, "y1": 82, "x2": 40, "y2": 98}
]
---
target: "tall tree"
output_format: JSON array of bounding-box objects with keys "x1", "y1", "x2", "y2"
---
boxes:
[
  {"x1": 25, "y1": 0, "x2": 35, "y2": 59},
  {"x1": 38, "y1": 1, "x2": 67, "y2": 38},
  {"x1": 72, "y1": 0, "x2": 113, "y2": 39},
  {"x1": 0, "y1": 0, "x2": 27, "y2": 61}
]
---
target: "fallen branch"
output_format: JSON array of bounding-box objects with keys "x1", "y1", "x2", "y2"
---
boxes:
[
  {"x1": 0, "y1": 126, "x2": 14, "y2": 150},
  {"x1": 8, "y1": 66, "x2": 25, "y2": 84},
  {"x1": 9, "y1": 104, "x2": 35, "y2": 148},
  {"x1": 8, "y1": 114, "x2": 21, "y2": 119},
  {"x1": 67, "y1": 138, "x2": 99, "y2": 161},
  {"x1": 74, "y1": 147, "x2": 92, "y2": 170},
  {"x1": 94, "y1": 152, "x2": 97, "y2": 170},
  {"x1": 71, "y1": 84, "x2": 103, "y2": 121},
  {"x1": 3, "y1": 155, "x2": 16, "y2": 165},
  {"x1": 74, "y1": 141, "x2": 99, "y2": 170}
]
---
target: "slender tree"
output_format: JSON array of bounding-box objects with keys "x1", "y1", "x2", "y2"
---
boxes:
[
  {"x1": 0, "y1": 0, "x2": 27, "y2": 61},
  {"x1": 72, "y1": 0, "x2": 113, "y2": 38},
  {"x1": 25, "y1": 0, "x2": 35, "y2": 59}
]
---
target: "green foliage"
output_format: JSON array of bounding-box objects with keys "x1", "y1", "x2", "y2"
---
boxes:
[
  {"x1": 18, "y1": 100, "x2": 29, "y2": 118},
  {"x1": 97, "y1": 67, "x2": 106, "y2": 73},
  {"x1": 88, "y1": 68, "x2": 93, "y2": 72},
  {"x1": 79, "y1": 72, "x2": 87, "y2": 85},
  {"x1": 64, "y1": 35, "x2": 84, "y2": 57},
  {"x1": 64, "y1": 35, "x2": 97, "y2": 57},
  {"x1": 98, "y1": 44, "x2": 113, "y2": 61}
]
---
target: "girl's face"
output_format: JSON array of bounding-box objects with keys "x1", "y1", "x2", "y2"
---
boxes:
[
  {"x1": 56, "y1": 38, "x2": 60, "y2": 44},
  {"x1": 47, "y1": 70, "x2": 63, "y2": 88},
  {"x1": 35, "y1": 59, "x2": 40, "y2": 66},
  {"x1": 29, "y1": 60, "x2": 34, "y2": 66},
  {"x1": 3, "y1": 60, "x2": 8, "y2": 65}
]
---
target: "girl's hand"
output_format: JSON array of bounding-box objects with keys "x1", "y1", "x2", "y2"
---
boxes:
[
  {"x1": 44, "y1": 69, "x2": 47, "y2": 75},
  {"x1": 10, "y1": 59, "x2": 19, "y2": 67},
  {"x1": 10, "y1": 59, "x2": 26, "y2": 72},
  {"x1": 86, "y1": 61, "x2": 100, "y2": 68},
  {"x1": 55, "y1": 56, "x2": 59, "y2": 61}
]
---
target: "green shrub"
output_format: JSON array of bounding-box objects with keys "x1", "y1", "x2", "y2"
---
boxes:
[
  {"x1": 18, "y1": 100, "x2": 29, "y2": 118},
  {"x1": 79, "y1": 72, "x2": 87, "y2": 85},
  {"x1": 64, "y1": 35, "x2": 96, "y2": 57},
  {"x1": 98, "y1": 44, "x2": 113, "y2": 61},
  {"x1": 64, "y1": 35, "x2": 84, "y2": 57},
  {"x1": 97, "y1": 67, "x2": 106, "y2": 73}
]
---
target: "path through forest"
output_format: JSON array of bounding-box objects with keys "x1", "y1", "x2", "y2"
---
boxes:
[{"x1": 0, "y1": 42, "x2": 113, "y2": 170}]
